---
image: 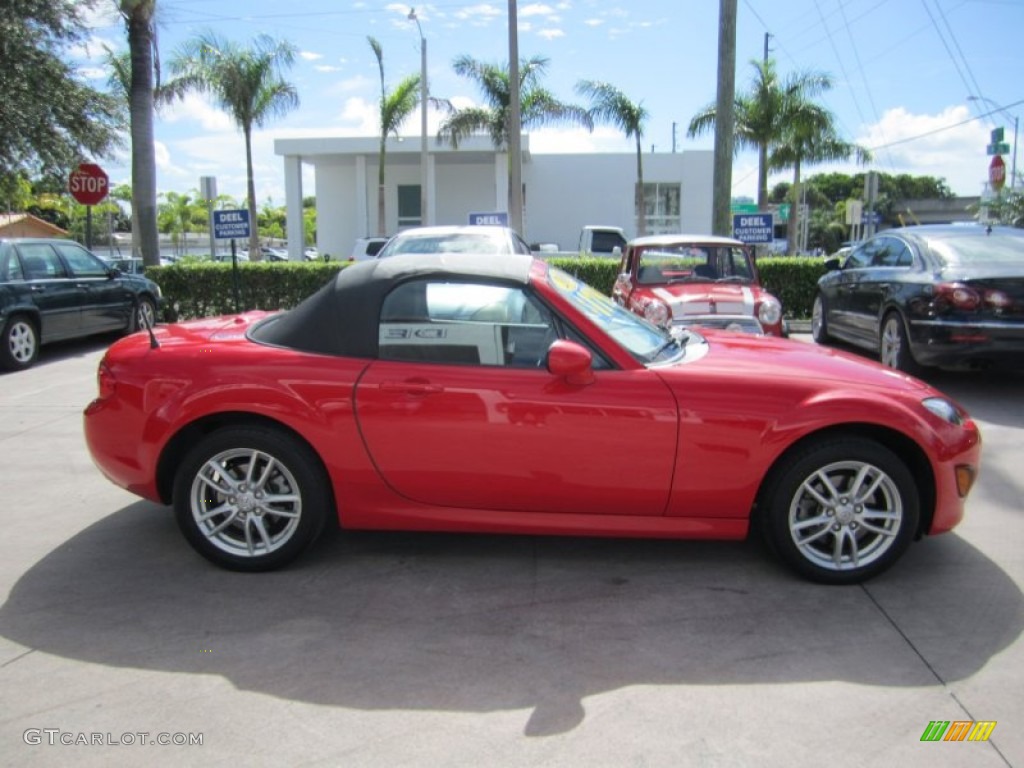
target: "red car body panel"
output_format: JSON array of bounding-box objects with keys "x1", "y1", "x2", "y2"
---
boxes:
[{"x1": 84, "y1": 256, "x2": 980, "y2": 551}]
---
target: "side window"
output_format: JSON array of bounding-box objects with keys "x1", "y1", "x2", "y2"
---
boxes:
[
  {"x1": 15, "y1": 243, "x2": 66, "y2": 280},
  {"x1": 845, "y1": 242, "x2": 873, "y2": 269},
  {"x1": 54, "y1": 242, "x2": 109, "y2": 277},
  {"x1": 379, "y1": 280, "x2": 557, "y2": 367},
  {"x1": 1, "y1": 250, "x2": 25, "y2": 281}
]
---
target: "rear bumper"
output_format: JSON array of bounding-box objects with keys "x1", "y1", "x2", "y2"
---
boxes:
[{"x1": 909, "y1": 317, "x2": 1024, "y2": 368}]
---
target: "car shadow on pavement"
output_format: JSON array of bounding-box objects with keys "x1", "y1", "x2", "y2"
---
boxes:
[{"x1": 1, "y1": 502, "x2": 1021, "y2": 737}]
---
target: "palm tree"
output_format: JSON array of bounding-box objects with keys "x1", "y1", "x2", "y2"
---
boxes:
[
  {"x1": 771, "y1": 114, "x2": 871, "y2": 253},
  {"x1": 576, "y1": 80, "x2": 649, "y2": 235},
  {"x1": 368, "y1": 36, "x2": 421, "y2": 237},
  {"x1": 688, "y1": 59, "x2": 832, "y2": 211},
  {"x1": 172, "y1": 32, "x2": 298, "y2": 259},
  {"x1": 438, "y1": 55, "x2": 592, "y2": 215},
  {"x1": 117, "y1": 0, "x2": 160, "y2": 265}
]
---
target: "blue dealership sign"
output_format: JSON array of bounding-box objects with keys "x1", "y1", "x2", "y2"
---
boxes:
[
  {"x1": 468, "y1": 211, "x2": 509, "y2": 226},
  {"x1": 732, "y1": 213, "x2": 774, "y2": 244},
  {"x1": 213, "y1": 209, "x2": 251, "y2": 240}
]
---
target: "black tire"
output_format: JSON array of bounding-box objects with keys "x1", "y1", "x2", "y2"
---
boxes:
[
  {"x1": 130, "y1": 296, "x2": 157, "y2": 333},
  {"x1": 1, "y1": 315, "x2": 40, "y2": 372},
  {"x1": 761, "y1": 437, "x2": 919, "y2": 585},
  {"x1": 810, "y1": 294, "x2": 829, "y2": 344},
  {"x1": 172, "y1": 426, "x2": 331, "y2": 571}
]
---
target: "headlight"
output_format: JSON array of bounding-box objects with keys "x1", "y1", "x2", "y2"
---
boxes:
[
  {"x1": 643, "y1": 299, "x2": 670, "y2": 326},
  {"x1": 757, "y1": 297, "x2": 782, "y2": 326},
  {"x1": 922, "y1": 397, "x2": 963, "y2": 425}
]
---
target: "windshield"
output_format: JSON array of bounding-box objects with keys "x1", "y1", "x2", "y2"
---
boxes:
[
  {"x1": 635, "y1": 244, "x2": 754, "y2": 285},
  {"x1": 545, "y1": 265, "x2": 684, "y2": 364}
]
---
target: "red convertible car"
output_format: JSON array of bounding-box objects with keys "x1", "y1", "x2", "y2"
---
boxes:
[
  {"x1": 612, "y1": 234, "x2": 785, "y2": 336},
  {"x1": 84, "y1": 254, "x2": 981, "y2": 584}
]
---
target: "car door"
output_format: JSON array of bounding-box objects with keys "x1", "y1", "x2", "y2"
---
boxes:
[
  {"x1": 53, "y1": 241, "x2": 128, "y2": 333},
  {"x1": 12, "y1": 242, "x2": 81, "y2": 342},
  {"x1": 843, "y1": 236, "x2": 913, "y2": 344},
  {"x1": 827, "y1": 241, "x2": 878, "y2": 345},
  {"x1": 354, "y1": 278, "x2": 679, "y2": 516}
]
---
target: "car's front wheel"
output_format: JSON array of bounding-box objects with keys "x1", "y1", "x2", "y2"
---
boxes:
[
  {"x1": 810, "y1": 294, "x2": 829, "y2": 344},
  {"x1": 879, "y1": 311, "x2": 920, "y2": 374},
  {"x1": 1, "y1": 315, "x2": 39, "y2": 372},
  {"x1": 130, "y1": 296, "x2": 157, "y2": 332},
  {"x1": 762, "y1": 437, "x2": 919, "y2": 584},
  {"x1": 173, "y1": 426, "x2": 331, "y2": 571}
]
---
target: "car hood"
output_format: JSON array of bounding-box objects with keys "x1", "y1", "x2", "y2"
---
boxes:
[
  {"x1": 642, "y1": 283, "x2": 761, "y2": 316},
  {"x1": 664, "y1": 330, "x2": 932, "y2": 395}
]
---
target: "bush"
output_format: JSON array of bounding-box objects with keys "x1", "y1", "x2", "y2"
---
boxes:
[{"x1": 145, "y1": 255, "x2": 829, "y2": 323}]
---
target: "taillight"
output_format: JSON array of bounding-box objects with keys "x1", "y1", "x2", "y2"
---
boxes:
[
  {"x1": 933, "y1": 282, "x2": 981, "y2": 312},
  {"x1": 97, "y1": 361, "x2": 116, "y2": 400}
]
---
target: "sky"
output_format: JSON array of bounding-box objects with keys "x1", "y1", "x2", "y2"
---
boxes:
[{"x1": 78, "y1": 0, "x2": 1024, "y2": 207}]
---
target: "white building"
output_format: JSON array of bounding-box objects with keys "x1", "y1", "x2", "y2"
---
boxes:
[{"x1": 274, "y1": 134, "x2": 714, "y2": 260}]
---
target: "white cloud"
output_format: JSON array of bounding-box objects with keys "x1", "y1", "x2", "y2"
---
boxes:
[
  {"x1": 537, "y1": 28, "x2": 566, "y2": 40},
  {"x1": 300, "y1": 51, "x2": 324, "y2": 61},
  {"x1": 315, "y1": 65, "x2": 343, "y2": 73},
  {"x1": 521, "y1": 4, "x2": 556, "y2": 16},
  {"x1": 159, "y1": 93, "x2": 235, "y2": 133}
]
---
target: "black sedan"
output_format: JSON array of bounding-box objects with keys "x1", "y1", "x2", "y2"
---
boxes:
[
  {"x1": 812, "y1": 224, "x2": 1024, "y2": 372},
  {"x1": 1, "y1": 238, "x2": 162, "y2": 371}
]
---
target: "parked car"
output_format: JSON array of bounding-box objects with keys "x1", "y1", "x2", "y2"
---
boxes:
[
  {"x1": 1, "y1": 238, "x2": 162, "y2": 371},
  {"x1": 812, "y1": 224, "x2": 1024, "y2": 372},
  {"x1": 84, "y1": 254, "x2": 981, "y2": 584},
  {"x1": 612, "y1": 234, "x2": 786, "y2": 336},
  {"x1": 349, "y1": 237, "x2": 389, "y2": 261},
  {"x1": 375, "y1": 225, "x2": 532, "y2": 258}
]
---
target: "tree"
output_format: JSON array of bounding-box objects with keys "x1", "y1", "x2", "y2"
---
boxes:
[
  {"x1": 576, "y1": 80, "x2": 649, "y2": 235},
  {"x1": 368, "y1": 36, "x2": 420, "y2": 237},
  {"x1": 688, "y1": 59, "x2": 832, "y2": 211},
  {"x1": 771, "y1": 112, "x2": 871, "y2": 253},
  {"x1": 0, "y1": 1, "x2": 122, "y2": 187},
  {"x1": 172, "y1": 32, "x2": 299, "y2": 258},
  {"x1": 438, "y1": 55, "x2": 592, "y2": 216}
]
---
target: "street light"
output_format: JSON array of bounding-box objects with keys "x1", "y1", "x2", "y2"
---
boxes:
[
  {"x1": 969, "y1": 95, "x2": 1019, "y2": 190},
  {"x1": 408, "y1": 8, "x2": 429, "y2": 224}
]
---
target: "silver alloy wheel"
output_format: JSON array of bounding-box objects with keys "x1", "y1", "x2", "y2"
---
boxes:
[
  {"x1": 8, "y1": 320, "x2": 37, "y2": 363},
  {"x1": 787, "y1": 459, "x2": 903, "y2": 571},
  {"x1": 811, "y1": 296, "x2": 824, "y2": 338},
  {"x1": 879, "y1": 315, "x2": 903, "y2": 368},
  {"x1": 189, "y1": 447, "x2": 303, "y2": 558},
  {"x1": 136, "y1": 299, "x2": 156, "y2": 330}
]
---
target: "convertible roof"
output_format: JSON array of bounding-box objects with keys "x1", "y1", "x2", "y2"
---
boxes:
[{"x1": 250, "y1": 253, "x2": 535, "y2": 358}]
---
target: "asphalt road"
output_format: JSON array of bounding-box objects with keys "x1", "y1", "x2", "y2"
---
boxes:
[{"x1": 0, "y1": 334, "x2": 1021, "y2": 768}]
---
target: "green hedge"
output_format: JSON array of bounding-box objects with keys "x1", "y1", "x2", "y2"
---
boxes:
[{"x1": 146, "y1": 256, "x2": 828, "y2": 322}]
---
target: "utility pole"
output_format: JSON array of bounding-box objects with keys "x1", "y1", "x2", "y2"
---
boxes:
[
  {"x1": 672, "y1": 121, "x2": 678, "y2": 153},
  {"x1": 507, "y1": 0, "x2": 524, "y2": 235},
  {"x1": 764, "y1": 32, "x2": 772, "y2": 63},
  {"x1": 712, "y1": 0, "x2": 737, "y2": 236}
]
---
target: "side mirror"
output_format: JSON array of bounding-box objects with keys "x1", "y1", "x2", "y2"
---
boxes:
[
  {"x1": 824, "y1": 258, "x2": 841, "y2": 272},
  {"x1": 546, "y1": 340, "x2": 595, "y2": 386}
]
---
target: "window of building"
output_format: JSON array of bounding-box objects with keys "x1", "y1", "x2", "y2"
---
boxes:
[
  {"x1": 642, "y1": 183, "x2": 681, "y2": 234},
  {"x1": 397, "y1": 185, "x2": 422, "y2": 228}
]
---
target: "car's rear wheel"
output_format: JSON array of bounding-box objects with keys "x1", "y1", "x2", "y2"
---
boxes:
[
  {"x1": 173, "y1": 426, "x2": 330, "y2": 571},
  {"x1": 810, "y1": 294, "x2": 829, "y2": 344},
  {"x1": 130, "y1": 296, "x2": 157, "y2": 332},
  {"x1": 1, "y1": 315, "x2": 39, "y2": 372},
  {"x1": 879, "y1": 311, "x2": 920, "y2": 374},
  {"x1": 762, "y1": 437, "x2": 919, "y2": 584}
]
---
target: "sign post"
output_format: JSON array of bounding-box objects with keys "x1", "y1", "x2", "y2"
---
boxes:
[
  {"x1": 213, "y1": 209, "x2": 251, "y2": 311},
  {"x1": 69, "y1": 163, "x2": 110, "y2": 249}
]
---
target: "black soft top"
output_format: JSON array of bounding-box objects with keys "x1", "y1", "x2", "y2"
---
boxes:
[{"x1": 250, "y1": 253, "x2": 536, "y2": 358}]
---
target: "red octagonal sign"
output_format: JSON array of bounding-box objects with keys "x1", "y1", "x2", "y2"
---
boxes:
[
  {"x1": 69, "y1": 163, "x2": 110, "y2": 206},
  {"x1": 989, "y1": 155, "x2": 1006, "y2": 193}
]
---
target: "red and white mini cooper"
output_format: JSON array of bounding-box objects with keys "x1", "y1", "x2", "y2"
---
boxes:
[{"x1": 613, "y1": 235, "x2": 785, "y2": 336}]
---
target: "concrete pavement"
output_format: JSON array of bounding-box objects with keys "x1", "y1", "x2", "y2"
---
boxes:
[{"x1": 0, "y1": 334, "x2": 1021, "y2": 767}]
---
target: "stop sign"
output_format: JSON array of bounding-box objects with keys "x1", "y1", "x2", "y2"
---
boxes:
[
  {"x1": 989, "y1": 155, "x2": 1006, "y2": 192},
  {"x1": 69, "y1": 163, "x2": 110, "y2": 206}
]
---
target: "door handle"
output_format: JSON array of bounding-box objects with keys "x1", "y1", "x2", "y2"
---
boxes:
[{"x1": 379, "y1": 380, "x2": 443, "y2": 395}]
